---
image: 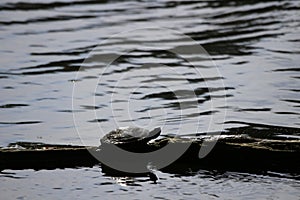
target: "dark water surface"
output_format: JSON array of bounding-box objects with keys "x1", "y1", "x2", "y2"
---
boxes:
[{"x1": 1, "y1": 0, "x2": 300, "y2": 199}]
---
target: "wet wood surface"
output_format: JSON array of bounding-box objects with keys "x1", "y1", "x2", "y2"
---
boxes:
[{"x1": 1, "y1": 136, "x2": 299, "y2": 174}]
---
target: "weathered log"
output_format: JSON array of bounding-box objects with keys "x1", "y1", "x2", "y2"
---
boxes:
[
  {"x1": 0, "y1": 142, "x2": 99, "y2": 170},
  {"x1": 0, "y1": 136, "x2": 299, "y2": 175}
]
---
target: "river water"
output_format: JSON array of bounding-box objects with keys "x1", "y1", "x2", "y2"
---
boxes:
[{"x1": 0, "y1": 0, "x2": 299, "y2": 199}]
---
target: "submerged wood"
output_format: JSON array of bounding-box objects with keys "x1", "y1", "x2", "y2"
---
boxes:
[{"x1": 1, "y1": 136, "x2": 300, "y2": 174}]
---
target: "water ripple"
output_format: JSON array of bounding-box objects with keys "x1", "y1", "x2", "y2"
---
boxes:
[{"x1": 1, "y1": 0, "x2": 299, "y2": 197}]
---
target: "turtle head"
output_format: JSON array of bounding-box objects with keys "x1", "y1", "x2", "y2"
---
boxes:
[{"x1": 147, "y1": 127, "x2": 161, "y2": 140}]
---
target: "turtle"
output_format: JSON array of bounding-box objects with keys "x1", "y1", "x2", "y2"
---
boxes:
[
  {"x1": 99, "y1": 127, "x2": 161, "y2": 180},
  {"x1": 100, "y1": 126, "x2": 161, "y2": 146}
]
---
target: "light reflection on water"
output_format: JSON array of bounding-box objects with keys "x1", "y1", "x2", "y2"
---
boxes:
[
  {"x1": 0, "y1": 167, "x2": 299, "y2": 199},
  {"x1": 0, "y1": 0, "x2": 300, "y2": 198}
]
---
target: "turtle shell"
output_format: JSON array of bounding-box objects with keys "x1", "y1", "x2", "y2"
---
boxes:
[{"x1": 100, "y1": 127, "x2": 161, "y2": 145}]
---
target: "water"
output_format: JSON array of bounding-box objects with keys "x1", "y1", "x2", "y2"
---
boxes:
[
  {"x1": 1, "y1": 168, "x2": 299, "y2": 200},
  {"x1": 0, "y1": 0, "x2": 300, "y2": 199}
]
